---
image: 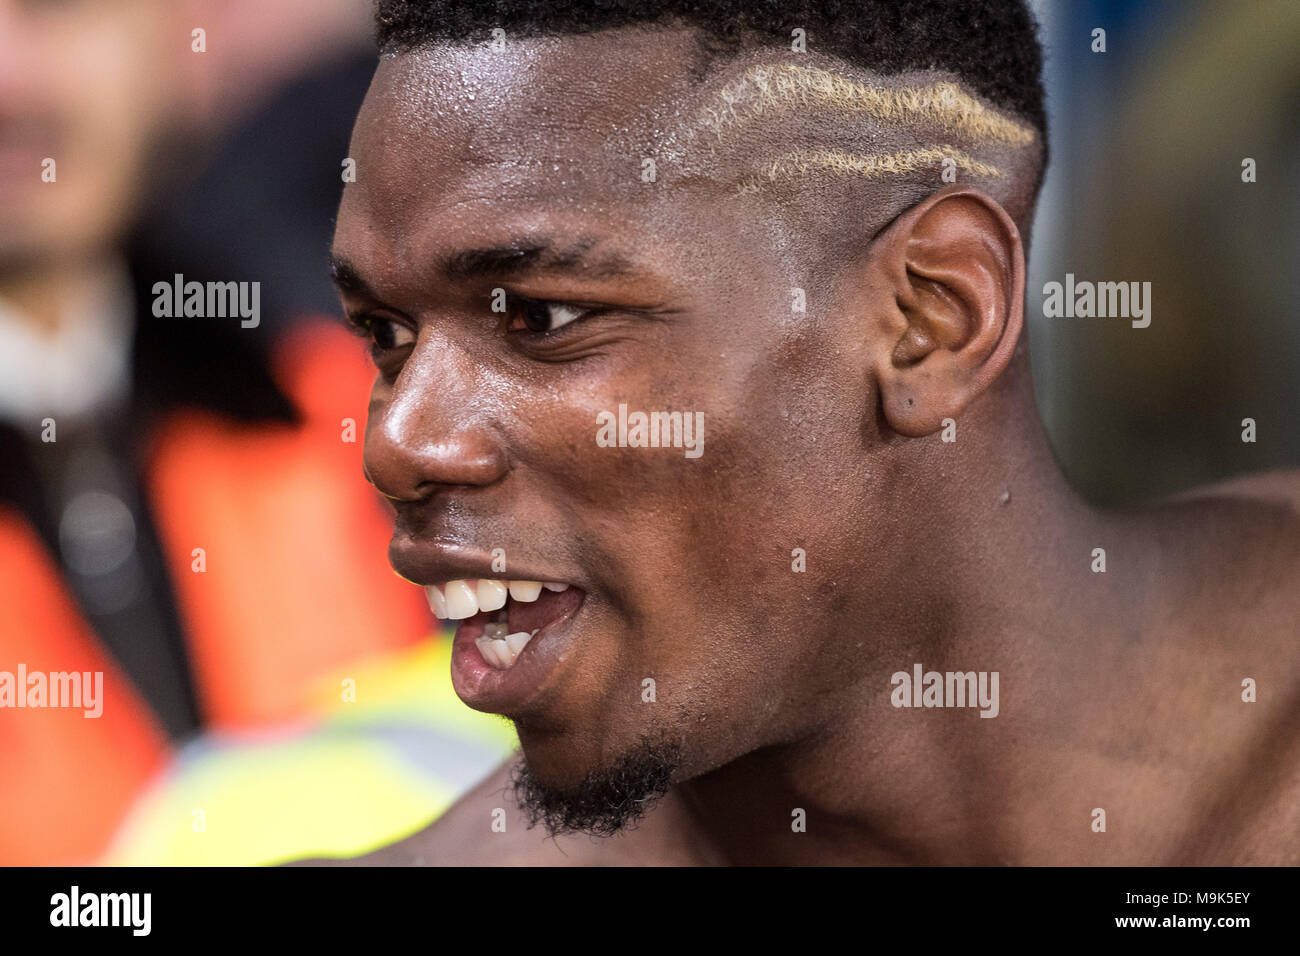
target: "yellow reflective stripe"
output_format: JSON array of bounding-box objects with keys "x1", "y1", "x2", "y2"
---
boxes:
[
  {"x1": 102, "y1": 735, "x2": 456, "y2": 866},
  {"x1": 102, "y1": 633, "x2": 518, "y2": 865}
]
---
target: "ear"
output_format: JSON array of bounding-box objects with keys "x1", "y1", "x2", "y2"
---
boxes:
[{"x1": 865, "y1": 185, "x2": 1025, "y2": 437}]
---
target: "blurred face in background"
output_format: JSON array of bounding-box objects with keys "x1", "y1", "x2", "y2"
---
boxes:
[{"x1": 0, "y1": 0, "x2": 184, "y2": 272}]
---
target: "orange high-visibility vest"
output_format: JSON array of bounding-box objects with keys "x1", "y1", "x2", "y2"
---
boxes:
[{"x1": 0, "y1": 321, "x2": 430, "y2": 864}]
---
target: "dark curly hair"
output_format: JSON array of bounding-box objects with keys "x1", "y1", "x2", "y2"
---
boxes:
[{"x1": 374, "y1": 0, "x2": 1048, "y2": 141}]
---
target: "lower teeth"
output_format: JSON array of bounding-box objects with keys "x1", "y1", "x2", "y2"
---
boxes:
[{"x1": 475, "y1": 624, "x2": 539, "y2": 670}]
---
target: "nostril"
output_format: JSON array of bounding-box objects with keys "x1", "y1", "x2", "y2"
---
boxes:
[
  {"x1": 361, "y1": 461, "x2": 398, "y2": 498},
  {"x1": 361, "y1": 463, "x2": 389, "y2": 489}
]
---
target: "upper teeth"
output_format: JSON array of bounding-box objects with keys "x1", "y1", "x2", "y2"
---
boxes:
[
  {"x1": 424, "y1": 579, "x2": 569, "y2": 621},
  {"x1": 476, "y1": 579, "x2": 508, "y2": 612}
]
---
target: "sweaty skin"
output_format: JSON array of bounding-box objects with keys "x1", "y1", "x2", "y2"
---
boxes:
[{"x1": 329, "y1": 26, "x2": 1300, "y2": 865}]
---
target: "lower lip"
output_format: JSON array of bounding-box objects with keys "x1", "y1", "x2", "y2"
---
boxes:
[{"x1": 448, "y1": 595, "x2": 585, "y2": 713}]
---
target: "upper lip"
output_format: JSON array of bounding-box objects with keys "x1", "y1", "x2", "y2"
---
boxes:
[{"x1": 389, "y1": 536, "x2": 579, "y2": 590}]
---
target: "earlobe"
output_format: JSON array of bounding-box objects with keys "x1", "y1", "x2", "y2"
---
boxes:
[{"x1": 870, "y1": 185, "x2": 1025, "y2": 437}]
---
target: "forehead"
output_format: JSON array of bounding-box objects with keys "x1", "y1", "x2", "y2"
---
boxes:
[
  {"x1": 366, "y1": 28, "x2": 706, "y2": 161},
  {"x1": 334, "y1": 27, "x2": 780, "y2": 293},
  {"x1": 333, "y1": 28, "x2": 954, "y2": 301},
  {"x1": 348, "y1": 35, "x2": 695, "y2": 203}
]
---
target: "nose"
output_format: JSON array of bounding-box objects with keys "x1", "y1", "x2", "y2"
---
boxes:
[{"x1": 362, "y1": 342, "x2": 508, "y2": 501}]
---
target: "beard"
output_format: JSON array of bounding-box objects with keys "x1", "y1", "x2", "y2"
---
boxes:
[{"x1": 510, "y1": 735, "x2": 683, "y2": 838}]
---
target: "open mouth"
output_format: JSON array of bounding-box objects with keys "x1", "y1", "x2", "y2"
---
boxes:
[{"x1": 425, "y1": 579, "x2": 583, "y2": 670}]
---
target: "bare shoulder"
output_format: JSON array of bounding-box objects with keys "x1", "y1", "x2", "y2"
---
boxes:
[
  {"x1": 319, "y1": 755, "x2": 706, "y2": 866},
  {"x1": 1169, "y1": 467, "x2": 1300, "y2": 511},
  {"x1": 1146, "y1": 469, "x2": 1300, "y2": 863},
  {"x1": 1146, "y1": 466, "x2": 1300, "y2": 671},
  {"x1": 1157, "y1": 467, "x2": 1300, "y2": 598}
]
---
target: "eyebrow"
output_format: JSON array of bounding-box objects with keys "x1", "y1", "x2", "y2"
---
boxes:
[
  {"x1": 329, "y1": 255, "x2": 373, "y2": 296},
  {"x1": 329, "y1": 236, "x2": 639, "y2": 298},
  {"x1": 443, "y1": 237, "x2": 637, "y2": 281}
]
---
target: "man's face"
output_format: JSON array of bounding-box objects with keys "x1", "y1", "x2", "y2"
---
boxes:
[
  {"x1": 0, "y1": 0, "x2": 180, "y2": 267},
  {"x1": 334, "y1": 28, "x2": 900, "y2": 797}
]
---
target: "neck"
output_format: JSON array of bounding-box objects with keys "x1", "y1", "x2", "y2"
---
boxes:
[
  {"x1": 0, "y1": 252, "x2": 119, "y2": 334},
  {"x1": 678, "y1": 357, "x2": 1163, "y2": 863}
]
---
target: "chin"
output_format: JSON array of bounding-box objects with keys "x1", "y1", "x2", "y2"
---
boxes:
[{"x1": 509, "y1": 731, "x2": 684, "y2": 838}]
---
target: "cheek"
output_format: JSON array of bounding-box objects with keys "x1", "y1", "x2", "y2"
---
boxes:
[
  {"x1": 650, "y1": 343, "x2": 876, "y2": 711},
  {"x1": 513, "y1": 304, "x2": 870, "y2": 715}
]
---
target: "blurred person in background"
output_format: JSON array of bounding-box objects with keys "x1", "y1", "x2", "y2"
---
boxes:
[{"x1": 0, "y1": 0, "x2": 511, "y2": 866}]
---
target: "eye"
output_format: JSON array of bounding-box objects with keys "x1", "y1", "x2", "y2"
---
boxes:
[
  {"x1": 371, "y1": 317, "x2": 415, "y2": 350},
  {"x1": 350, "y1": 314, "x2": 415, "y2": 351},
  {"x1": 507, "y1": 299, "x2": 591, "y2": 335}
]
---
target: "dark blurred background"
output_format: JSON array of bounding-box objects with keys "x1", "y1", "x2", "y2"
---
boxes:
[{"x1": 1028, "y1": 0, "x2": 1299, "y2": 503}]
